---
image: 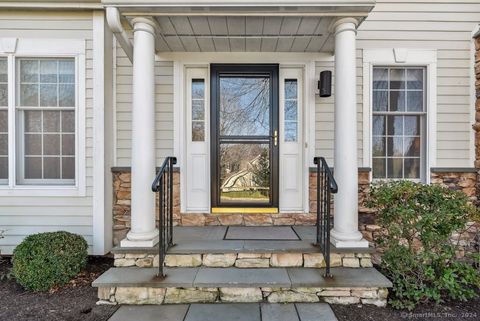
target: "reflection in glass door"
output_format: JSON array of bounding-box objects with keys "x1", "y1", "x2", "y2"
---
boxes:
[{"x1": 211, "y1": 64, "x2": 279, "y2": 208}]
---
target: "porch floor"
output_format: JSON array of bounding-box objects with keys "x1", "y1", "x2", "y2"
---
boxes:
[
  {"x1": 112, "y1": 226, "x2": 374, "y2": 255},
  {"x1": 108, "y1": 303, "x2": 338, "y2": 321}
]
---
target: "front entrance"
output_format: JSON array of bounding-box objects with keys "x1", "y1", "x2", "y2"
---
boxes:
[{"x1": 210, "y1": 64, "x2": 279, "y2": 210}]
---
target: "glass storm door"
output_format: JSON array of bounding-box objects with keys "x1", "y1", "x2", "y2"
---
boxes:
[{"x1": 211, "y1": 64, "x2": 279, "y2": 209}]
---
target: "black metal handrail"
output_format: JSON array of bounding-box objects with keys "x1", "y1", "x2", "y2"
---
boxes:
[
  {"x1": 151, "y1": 156, "x2": 177, "y2": 279},
  {"x1": 313, "y1": 157, "x2": 338, "y2": 278}
]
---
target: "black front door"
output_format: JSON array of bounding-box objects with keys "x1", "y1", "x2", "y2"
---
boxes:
[{"x1": 211, "y1": 64, "x2": 279, "y2": 209}]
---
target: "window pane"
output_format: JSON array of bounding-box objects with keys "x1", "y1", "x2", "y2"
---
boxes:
[
  {"x1": 20, "y1": 60, "x2": 38, "y2": 82},
  {"x1": 62, "y1": 157, "x2": 75, "y2": 179},
  {"x1": 404, "y1": 158, "x2": 420, "y2": 179},
  {"x1": 390, "y1": 69, "x2": 405, "y2": 90},
  {"x1": 61, "y1": 111, "x2": 75, "y2": 132},
  {"x1": 40, "y1": 60, "x2": 57, "y2": 83},
  {"x1": 25, "y1": 111, "x2": 42, "y2": 132},
  {"x1": 43, "y1": 111, "x2": 60, "y2": 132},
  {"x1": 220, "y1": 143, "x2": 270, "y2": 204},
  {"x1": 20, "y1": 84, "x2": 38, "y2": 106},
  {"x1": 220, "y1": 76, "x2": 270, "y2": 136},
  {"x1": 407, "y1": 91, "x2": 423, "y2": 112},
  {"x1": 405, "y1": 116, "x2": 420, "y2": 136},
  {"x1": 192, "y1": 121, "x2": 204, "y2": 141},
  {"x1": 0, "y1": 84, "x2": 7, "y2": 107},
  {"x1": 192, "y1": 100, "x2": 204, "y2": 121},
  {"x1": 372, "y1": 90, "x2": 388, "y2": 111},
  {"x1": 387, "y1": 137, "x2": 403, "y2": 157},
  {"x1": 372, "y1": 158, "x2": 386, "y2": 179},
  {"x1": 372, "y1": 137, "x2": 385, "y2": 157},
  {"x1": 407, "y1": 69, "x2": 423, "y2": 90},
  {"x1": 62, "y1": 134, "x2": 75, "y2": 156},
  {"x1": 372, "y1": 116, "x2": 385, "y2": 136},
  {"x1": 192, "y1": 79, "x2": 204, "y2": 99},
  {"x1": 285, "y1": 101, "x2": 297, "y2": 121},
  {"x1": 0, "y1": 59, "x2": 7, "y2": 83},
  {"x1": 389, "y1": 90, "x2": 405, "y2": 111},
  {"x1": 43, "y1": 134, "x2": 60, "y2": 155},
  {"x1": 285, "y1": 121, "x2": 297, "y2": 142},
  {"x1": 387, "y1": 158, "x2": 403, "y2": 178},
  {"x1": 285, "y1": 79, "x2": 297, "y2": 99},
  {"x1": 40, "y1": 84, "x2": 58, "y2": 107},
  {"x1": 59, "y1": 60, "x2": 75, "y2": 83},
  {"x1": 387, "y1": 116, "x2": 403, "y2": 136},
  {"x1": 0, "y1": 157, "x2": 7, "y2": 179},
  {"x1": 25, "y1": 134, "x2": 41, "y2": 155},
  {"x1": 44, "y1": 157, "x2": 60, "y2": 179},
  {"x1": 59, "y1": 84, "x2": 75, "y2": 107},
  {"x1": 0, "y1": 110, "x2": 7, "y2": 131},
  {"x1": 373, "y1": 68, "x2": 388, "y2": 90},
  {"x1": 404, "y1": 137, "x2": 420, "y2": 157},
  {"x1": 0, "y1": 133, "x2": 7, "y2": 155},
  {"x1": 25, "y1": 157, "x2": 42, "y2": 179}
]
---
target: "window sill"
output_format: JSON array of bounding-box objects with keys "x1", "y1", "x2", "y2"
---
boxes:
[{"x1": 0, "y1": 185, "x2": 85, "y2": 197}]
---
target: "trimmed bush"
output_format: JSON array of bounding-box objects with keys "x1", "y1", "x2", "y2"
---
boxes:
[
  {"x1": 12, "y1": 231, "x2": 87, "y2": 291},
  {"x1": 366, "y1": 181, "x2": 480, "y2": 310}
]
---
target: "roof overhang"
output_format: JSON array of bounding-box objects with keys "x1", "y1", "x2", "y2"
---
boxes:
[{"x1": 105, "y1": 1, "x2": 375, "y2": 55}]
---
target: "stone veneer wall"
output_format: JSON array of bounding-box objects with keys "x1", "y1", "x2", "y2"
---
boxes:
[{"x1": 112, "y1": 168, "x2": 369, "y2": 245}]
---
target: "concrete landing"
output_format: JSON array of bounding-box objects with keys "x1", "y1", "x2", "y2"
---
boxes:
[
  {"x1": 111, "y1": 226, "x2": 374, "y2": 254},
  {"x1": 108, "y1": 303, "x2": 338, "y2": 321}
]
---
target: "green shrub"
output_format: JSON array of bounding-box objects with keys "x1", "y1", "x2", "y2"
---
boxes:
[
  {"x1": 12, "y1": 231, "x2": 87, "y2": 291},
  {"x1": 366, "y1": 181, "x2": 480, "y2": 310}
]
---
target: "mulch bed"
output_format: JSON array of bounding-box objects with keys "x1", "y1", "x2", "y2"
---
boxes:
[
  {"x1": 1, "y1": 255, "x2": 479, "y2": 321},
  {"x1": 0, "y1": 256, "x2": 118, "y2": 321},
  {"x1": 332, "y1": 297, "x2": 480, "y2": 321}
]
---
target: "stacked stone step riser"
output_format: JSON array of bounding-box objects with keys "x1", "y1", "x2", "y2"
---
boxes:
[
  {"x1": 114, "y1": 252, "x2": 373, "y2": 268},
  {"x1": 98, "y1": 286, "x2": 388, "y2": 307}
]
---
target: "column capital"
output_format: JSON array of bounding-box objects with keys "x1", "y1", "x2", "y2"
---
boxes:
[
  {"x1": 132, "y1": 17, "x2": 157, "y2": 36},
  {"x1": 329, "y1": 17, "x2": 359, "y2": 35}
]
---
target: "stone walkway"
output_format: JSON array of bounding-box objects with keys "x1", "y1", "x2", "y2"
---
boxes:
[{"x1": 108, "y1": 303, "x2": 338, "y2": 321}]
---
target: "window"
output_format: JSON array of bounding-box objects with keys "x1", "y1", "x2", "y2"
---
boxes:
[
  {"x1": 284, "y1": 79, "x2": 298, "y2": 142},
  {"x1": 191, "y1": 79, "x2": 205, "y2": 141},
  {"x1": 372, "y1": 67, "x2": 425, "y2": 180},
  {"x1": 0, "y1": 58, "x2": 7, "y2": 183},
  {"x1": 16, "y1": 58, "x2": 76, "y2": 185}
]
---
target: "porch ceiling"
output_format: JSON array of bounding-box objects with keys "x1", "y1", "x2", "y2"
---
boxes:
[
  {"x1": 106, "y1": 0, "x2": 375, "y2": 53},
  {"x1": 151, "y1": 16, "x2": 335, "y2": 52}
]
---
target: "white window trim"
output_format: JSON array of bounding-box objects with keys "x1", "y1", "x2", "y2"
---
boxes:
[
  {"x1": 362, "y1": 48, "x2": 437, "y2": 184},
  {"x1": 0, "y1": 38, "x2": 86, "y2": 196}
]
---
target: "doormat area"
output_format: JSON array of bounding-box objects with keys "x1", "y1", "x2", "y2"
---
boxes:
[{"x1": 224, "y1": 226, "x2": 300, "y2": 240}]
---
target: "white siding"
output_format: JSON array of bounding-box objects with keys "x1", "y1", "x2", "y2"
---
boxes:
[
  {"x1": 115, "y1": 40, "x2": 174, "y2": 166},
  {"x1": 357, "y1": 0, "x2": 479, "y2": 167},
  {"x1": 0, "y1": 11, "x2": 94, "y2": 254}
]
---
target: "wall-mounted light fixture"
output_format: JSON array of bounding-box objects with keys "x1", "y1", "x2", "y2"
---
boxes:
[{"x1": 318, "y1": 70, "x2": 332, "y2": 97}]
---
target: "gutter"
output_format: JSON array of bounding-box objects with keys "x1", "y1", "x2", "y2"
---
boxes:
[{"x1": 105, "y1": 6, "x2": 133, "y2": 62}]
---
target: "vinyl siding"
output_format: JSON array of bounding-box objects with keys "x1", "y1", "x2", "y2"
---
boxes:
[
  {"x1": 0, "y1": 11, "x2": 94, "y2": 254},
  {"x1": 357, "y1": 0, "x2": 479, "y2": 168},
  {"x1": 114, "y1": 40, "x2": 174, "y2": 167}
]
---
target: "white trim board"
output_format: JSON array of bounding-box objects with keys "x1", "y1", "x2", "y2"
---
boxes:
[{"x1": 362, "y1": 48, "x2": 437, "y2": 183}]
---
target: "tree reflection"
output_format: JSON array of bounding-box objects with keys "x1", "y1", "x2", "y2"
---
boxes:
[{"x1": 219, "y1": 77, "x2": 270, "y2": 136}]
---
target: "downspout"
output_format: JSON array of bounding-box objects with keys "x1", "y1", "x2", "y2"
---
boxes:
[{"x1": 105, "y1": 7, "x2": 133, "y2": 63}]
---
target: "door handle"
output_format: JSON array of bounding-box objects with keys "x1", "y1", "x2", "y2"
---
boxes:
[{"x1": 273, "y1": 130, "x2": 278, "y2": 146}]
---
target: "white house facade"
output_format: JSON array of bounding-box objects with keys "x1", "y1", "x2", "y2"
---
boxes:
[{"x1": 0, "y1": 0, "x2": 479, "y2": 257}]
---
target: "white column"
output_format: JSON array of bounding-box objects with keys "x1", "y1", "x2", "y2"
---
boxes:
[
  {"x1": 121, "y1": 18, "x2": 158, "y2": 247},
  {"x1": 330, "y1": 18, "x2": 368, "y2": 248}
]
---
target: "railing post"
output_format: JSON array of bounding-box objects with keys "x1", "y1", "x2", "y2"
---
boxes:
[
  {"x1": 168, "y1": 158, "x2": 174, "y2": 247},
  {"x1": 159, "y1": 174, "x2": 164, "y2": 278}
]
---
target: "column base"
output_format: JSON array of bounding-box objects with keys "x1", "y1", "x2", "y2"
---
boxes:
[
  {"x1": 330, "y1": 229, "x2": 369, "y2": 248},
  {"x1": 120, "y1": 229, "x2": 159, "y2": 247}
]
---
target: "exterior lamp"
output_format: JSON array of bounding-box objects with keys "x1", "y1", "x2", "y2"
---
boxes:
[{"x1": 318, "y1": 70, "x2": 332, "y2": 97}]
